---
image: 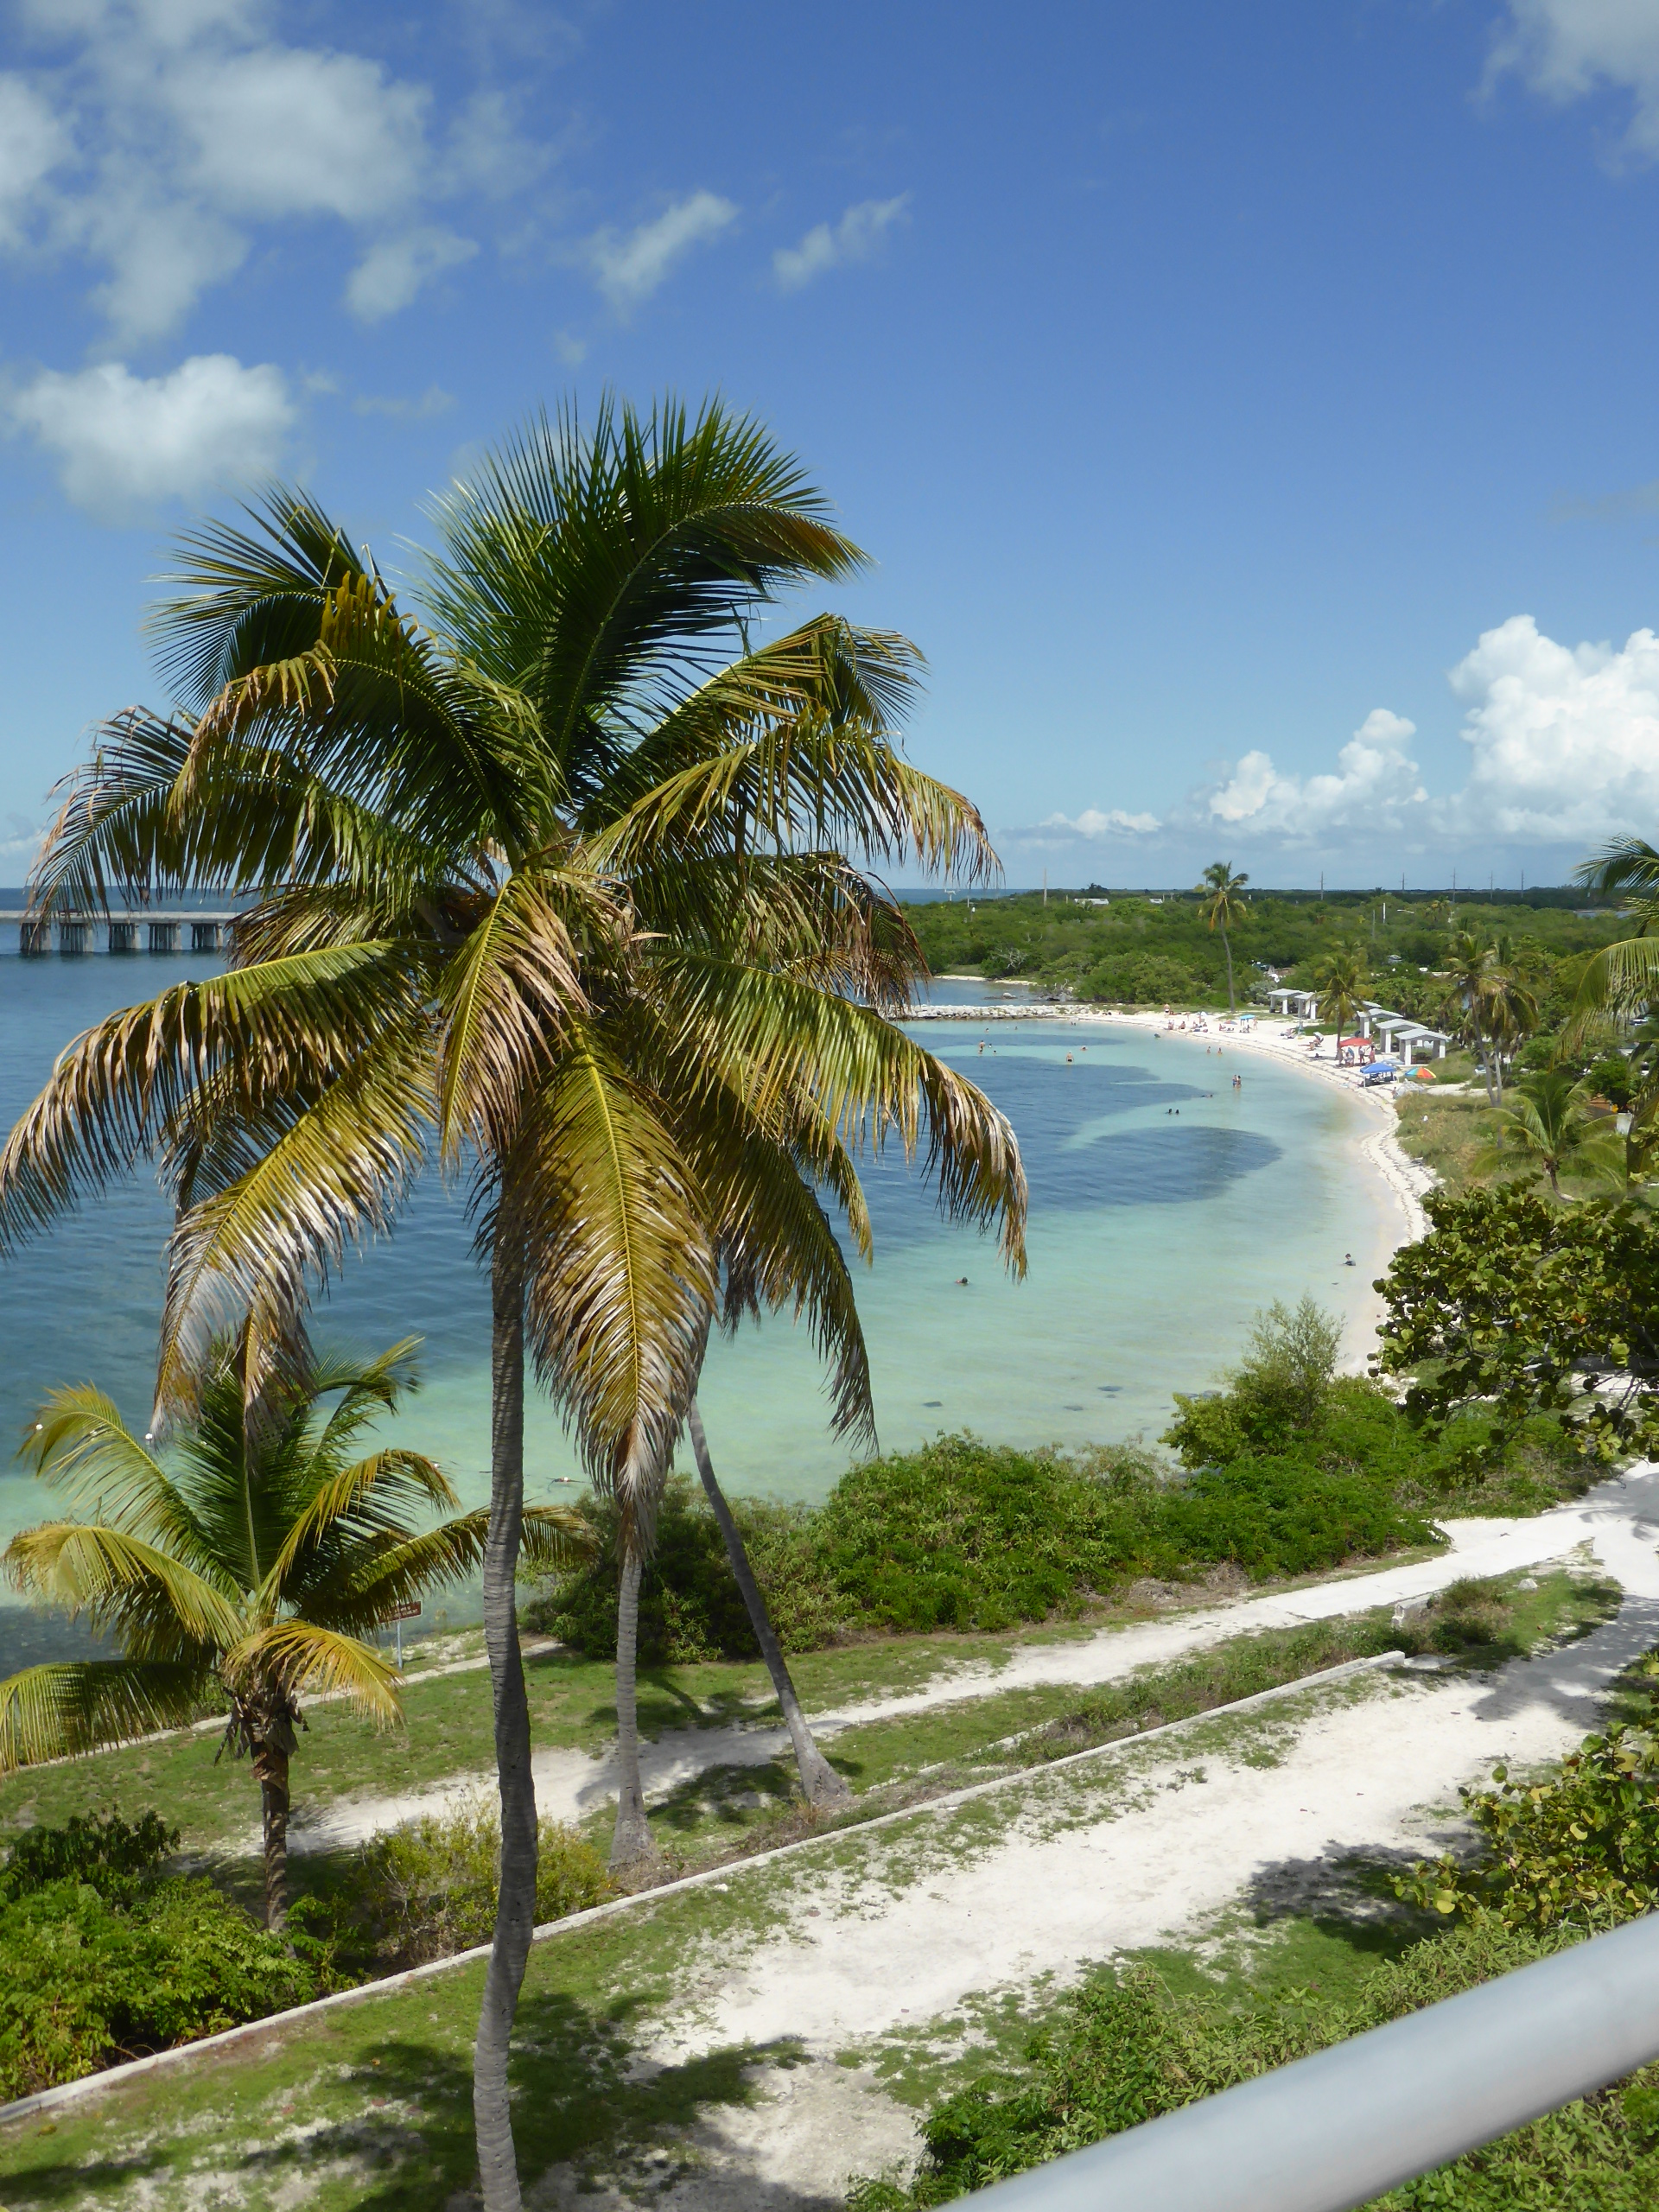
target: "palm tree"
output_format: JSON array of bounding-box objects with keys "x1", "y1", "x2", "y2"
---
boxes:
[
  {"x1": 1312, "y1": 944, "x2": 1368, "y2": 1061},
  {"x1": 2, "y1": 401, "x2": 1026, "y2": 2209},
  {"x1": 0, "y1": 1338, "x2": 585, "y2": 1928},
  {"x1": 1440, "y1": 931, "x2": 1535, "y2": 1103},
  {"x1": 1473, "y1": 1068, "x2": 1624, "y2": 1198},
  {"x1": 1198, "y1": 861, "x2": 1249, "y2": 1015}
]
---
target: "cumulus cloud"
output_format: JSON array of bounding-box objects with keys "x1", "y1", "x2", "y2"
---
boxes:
[
  {"x1": 1488, "y1": 1, "x2": 1659, "y2": 162},
  {"x1": 9, "y1": 353, "x2": 293, "y2": 519},
  {"x1": 588, "y1": 191, "x2": 738, "y2": 309},
  {"x1": 773, "y1": 194, "x2": 910, "y2": 291},
  {"x1": 1444, "y1": 613, "x2": 1659, "y2": 839},
  {"x1": 1205, "y1": 709, "x2": 1427, "y2": 841},
  {"x1": 346, "y1": 229, "x2": 478, "y2": 322},
  {"x1": 0, "y1": 2, "x2": 551, "y2": 340}
]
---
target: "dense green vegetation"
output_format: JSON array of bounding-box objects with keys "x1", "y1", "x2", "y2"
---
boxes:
[
  {"x1": 0, "y1": 1811, "x2": 330, "y2": 2101},
  {"x1": 533, "y1": 1303, "x2": 1588, "y2": 1666},
  {"x1": 903, "y1": 887, "x2": 1628, "y2": 1010},
  {"x1": 1376, "y1": 1185, "x2": 1659, "y2": 1461}
]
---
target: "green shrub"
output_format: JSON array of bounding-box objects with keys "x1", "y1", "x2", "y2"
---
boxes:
[
  {"x1": 0, "y1": 1807, "x2": 175, "y2": 1901},
  {"x1": 328, "y1": 1797, "x2": 614, "y2": 1970},
  {"x1": 0, "y1": 1814, "x2": 327, "y2": 2099},
  {"x1": 527, "y1": 1475, "x2": 835, "y2": 1663},
  {"x1": 852, "y1": 1924, "x2": 1659, "y2": 2210},
  {"x1": 1403, "y1": 1719, "x2": 1659, "y2": 1932}
]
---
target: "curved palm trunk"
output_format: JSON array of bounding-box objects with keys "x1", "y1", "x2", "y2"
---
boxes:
[
  {"x1": 1222, "y1": 928, "x2": 1236, "y2": 1017},
  {"x1": 474, "y1": 1235, "x2": 536, "y2": 2212},
  {"x1": 252, "y1": 1740, "x2": 291, "y2": 1932},
  {"x1": 609, "y1": 1537, "x2": 662, "y2": 1873},
  {"x1": 687, "y1": 1399, "x2": 849, "y2": 1811}
]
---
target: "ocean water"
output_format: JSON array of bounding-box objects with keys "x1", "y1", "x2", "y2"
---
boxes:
[{"x1": 0, "y1": 955, "x2": 1395, "y2": 1662}]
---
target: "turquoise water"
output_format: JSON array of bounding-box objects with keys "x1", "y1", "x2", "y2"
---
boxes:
[{"x1": 0, "y1": 957, "x2": 1395, "y2": 1660}]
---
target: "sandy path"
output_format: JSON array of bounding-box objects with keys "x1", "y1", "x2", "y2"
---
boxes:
[
  {"x1": 283, "y1": 1470, "x2": 1655, "y2": 1855},
  {"x1": 626, "y1": 1466, "x2": 1659, "y2": 2176}
]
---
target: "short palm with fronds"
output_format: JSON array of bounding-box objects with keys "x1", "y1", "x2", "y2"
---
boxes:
[
  {"x1": 0, "y1": 1338, "x2": 586, "y2": 1928},
  {"x1": 1473, "y1": 1068, "x2": 1624, "y2": 1198},
  {"x1": 1313, "y1": 944, "x2": 1368, "y2": 1057}
]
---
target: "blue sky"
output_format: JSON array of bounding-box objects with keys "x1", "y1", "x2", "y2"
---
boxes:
[{"x1": 4, "y1": 1, "x2": 1659, "y2": 890}]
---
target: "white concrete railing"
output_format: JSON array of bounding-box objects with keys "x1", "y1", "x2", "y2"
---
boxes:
[{"x1": 967, "y1": 1911, "x2": 1659, "y2": 2212}]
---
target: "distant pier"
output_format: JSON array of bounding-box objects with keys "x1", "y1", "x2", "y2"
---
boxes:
[{"x1": 0, "y1": 912, "x2": 239, "y2": 956}]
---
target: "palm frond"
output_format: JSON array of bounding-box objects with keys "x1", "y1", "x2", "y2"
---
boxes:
[
  {"x1": 435, "y1": 866, "x2": 597, "y2": 1163},
  {"x1": 153, "y1": 1024, "x2": 433, "y2": 1412},
  {"x1": 18, "y1": 1386, "x2": 212, "y2": 1561},
  {"x1": 0, "y1": 1661, "x2": 211, "y2": 1770},
  {"x1": 226, "y1": 1620, "x2": 401, "y2": 1725},
  {"x1": 3, "y1": 1522, "x2": 245, "y2": 1650},
  {"x1": 1573, "y1": 937, "x2": 1659, "y2": 1020},
  {"x1": 504, "y1": 1033, "x2": 716, "y2": 1535},
  {"x1": 262, "y1": 1446, "x2": 458, "y2": 1604}
]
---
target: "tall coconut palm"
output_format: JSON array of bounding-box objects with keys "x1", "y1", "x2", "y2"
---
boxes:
[
  {"x1": 0, "y1": 1338, "x2": 585, "y2": 1928},
  {"x1": 1312, "y1": 944, "x2": 1368, "y2": 1062},
  {"x1": 1473, "y1": 1068, "x2": 1624, "y2": 1198},
  {"x1": 1198, "y1": 861, "x2": 1249, "y2": 1015},
  {"x1": 2, "y1": 399, "x2": 1025, "y2": 2211}
]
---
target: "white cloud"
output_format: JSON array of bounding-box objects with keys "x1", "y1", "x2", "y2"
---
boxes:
[
  {"x1": 345, "y1": 229, "x2": 478, "y2": 322},
  {"x1": 171, "y1": 46, "x2": 429, "y2": 220},
  {"x1": 0, "y1": 3, "x2": 553, "y2": 340},
  {"x1": 773, "y1": 194, "x2": 910, "y2": 291},
  {"x1": 1488, "y1": 1, "x2": 1659, "y2": 162},
  {"x1": 1016, "y1": 806, "x2": 1161, "y2": 845},
  {"x1": 0, "y1": 75, "x2": 71, "y2": 247},
  {"x1": 1444, "y1": 613, "x2": 1659, "y2": 839},
  {"x1": 1205, "y1": 709, "x2": 1427, "y2": 841},
  {"x1": 588, "y1": 191, "x2": 738, "y2": 309},
  {"x1": 10, "y1": 353, "x2": 293, "y2": 519}
]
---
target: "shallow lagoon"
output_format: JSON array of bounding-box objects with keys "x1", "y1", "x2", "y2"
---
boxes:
[{"x1": 0, "y1": 955, "x2": 1397, "y2": 1612}]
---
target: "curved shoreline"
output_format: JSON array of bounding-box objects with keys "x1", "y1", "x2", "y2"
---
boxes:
[{"x1": 912, "y1": 999, "x2": 1436, "y2": 1363}]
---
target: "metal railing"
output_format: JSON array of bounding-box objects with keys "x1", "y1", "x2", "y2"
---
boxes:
[{"x1": 970, "y1": 1912, "x2": 1659, "y2": 2212}]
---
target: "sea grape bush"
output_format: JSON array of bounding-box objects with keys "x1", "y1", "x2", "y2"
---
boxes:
[
  {"x1": 1402, "y1": 1719, "x2": 1659, "y2": 1932},
  {"x1": 1376, "y1": 1186, "x2": 1659, "y2": 1462}
]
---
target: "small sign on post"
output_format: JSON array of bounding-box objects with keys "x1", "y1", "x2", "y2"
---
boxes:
[{"x1": 387, "y1": 1599, "x2": 420, "y2": 1667}]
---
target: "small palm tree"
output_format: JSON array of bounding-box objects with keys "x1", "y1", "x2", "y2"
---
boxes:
[
  {"x1": 1198, "y1": 861, "x2": 1249, "y2": 1015},
  {"x1": 1473, "y1": 1069, "x2": 1624, "y2": 1198},
  {"x1": 1313, "y1": 944, "x2": 1368, "y2": 1061},
  {"x1": 0, "y1": 1338, "x2": 586, "y2": 1928},
  {"x1": 1440, "y1": 931, "x2": 1535, "y2": 1103}
]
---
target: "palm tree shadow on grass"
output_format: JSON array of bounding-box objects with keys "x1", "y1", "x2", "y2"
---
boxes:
[{"x1": 0, "y1": 1995, "x2": 806, "y2": 2212}]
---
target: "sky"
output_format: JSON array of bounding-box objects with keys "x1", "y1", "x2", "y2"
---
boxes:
[{"x1": 3, "y1": 2, "x2": 1659, "y2": 891}]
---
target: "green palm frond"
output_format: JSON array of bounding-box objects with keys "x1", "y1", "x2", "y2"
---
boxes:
[
  {"x1": 435, "y1": 866, "x2": 600, "y2": 1163},
  {"x1": 0, "y1": 1661, "x2": 211, "y2": 1770},
  {"x1": 3, "y1": 1522, "x2": 245, "y2": 1649},
  {"x1": 226, "y1": 1620, "x2": 401, "y2": 1725},
  {"x1": 17, "y1": 1386, "x2": 212, "y2": 1560},
  {"x1": 262, "y1": 1446, "x2": 458, "y2": 1603},
  {"x1": 154, "y1": 1023, "x2": 434, "y2": 1411},
  {"x1": 317, "y1": 1504, "x2": 594, "y2": 1636},
  {"x1": 1573, "y1": 837, "x2": 1659, "y2": 899},
  {"x1": 26, "y1": 709, "x2": 197, "y2": 917},
  {"x1": 1574, "y1": 936, "x2": 1659, "y2": 1020},
  {"x1": 506, "y1": 1035, "x2": 716, "y2": 1529}
]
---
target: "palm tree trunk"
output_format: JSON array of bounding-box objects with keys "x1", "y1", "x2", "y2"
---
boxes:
[
  {"x1": 1222, "y1": 929, "x2": 1236, "y2": 1017},
  {"x1": 687, "y1": 1398, "x2": 850, "y2": 1811},
  {"x1": 255, "y1": 1743, "x2": 289, "y2": 1933},
  {"x1": 609, "y1": 1536, "x2": 661, "y2": 1872},
  {"x1": 474, "y1": 1232, "x2": 535, "y2": 2212}
]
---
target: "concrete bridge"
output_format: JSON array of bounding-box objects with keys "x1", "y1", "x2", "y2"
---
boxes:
[{"x1": 0, "y1": 912, "x2": 240, "y2": 956}]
